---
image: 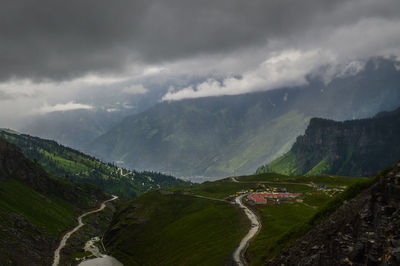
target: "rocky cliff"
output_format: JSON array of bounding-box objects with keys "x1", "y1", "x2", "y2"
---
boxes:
[
  {"x1": 267, "y1": 162, "x2": 400, "y2": 265},
  {"x1": 258, "y1": 106, "x2": 400, "y2": 177}
]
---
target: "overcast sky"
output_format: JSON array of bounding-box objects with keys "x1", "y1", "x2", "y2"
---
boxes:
[{"x1": 1, "y1": 0, "x2": 400, "y2": 127}]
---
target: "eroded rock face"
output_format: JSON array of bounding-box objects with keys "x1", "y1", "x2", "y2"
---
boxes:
[
  {"x1": 258, "y1": 106, "x2": 400, "y2": 177},
  {"x1": 267, "y1": 163, "x2": 400, "y2": 265},
  {"x1": 292, "y1": 109, "x2": 400, "y2": 177}
]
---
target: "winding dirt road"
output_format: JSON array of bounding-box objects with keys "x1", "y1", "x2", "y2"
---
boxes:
[
  {"x1": 233, "y1": 195, "x2": 261, "y2": 266},
  {"x1": 52, "y1": 195, "x2": 118, "y2": 266}
]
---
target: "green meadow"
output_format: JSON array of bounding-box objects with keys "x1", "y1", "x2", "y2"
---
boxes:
[{"x1": 105, "y1": 191, "x2": 247, "y2": 266}]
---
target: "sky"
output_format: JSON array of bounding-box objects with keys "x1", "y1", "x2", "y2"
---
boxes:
[{"x1": 1, "y1": 0, "x2": 400, "y2": 128}]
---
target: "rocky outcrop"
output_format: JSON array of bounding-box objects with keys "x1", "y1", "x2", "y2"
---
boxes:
[
  {"x1": 259, "y1": 106, "x2": 400, "y2": 177},
  {"x1": 267, "y1": 162, "x2": 400, "y2": 265}
]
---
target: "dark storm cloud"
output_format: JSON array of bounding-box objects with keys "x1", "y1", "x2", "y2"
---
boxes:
[
  {"x1": 1, "y1": 0, "x2": 400, "y2": 81},
  {"x1": 0, "y1": 0, "x2": 149, "y2": 81}
]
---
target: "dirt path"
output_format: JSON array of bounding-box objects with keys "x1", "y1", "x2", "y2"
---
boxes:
[
  {"x1": 188, "y1": 191, "x2": 260, "y2": 265},
  {"x1": 231, "y1": 177, "x2": 240, "y2": 183},
  {"x1": 52, "y1": 195, "x2": 118, "y2": 266},
  {"x1": 233, "y1": 195, "x2": 261, "y2": 266}
]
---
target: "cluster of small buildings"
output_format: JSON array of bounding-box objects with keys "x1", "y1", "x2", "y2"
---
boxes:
[
  {"x1": 228, "y1": 184, "x2": 302, "y2": 205},
  {"x1": 314, "y1": 184, "x2": 344, "y2": 196},
  {"x1": 248, "y1": 193, "x2": 267, "y2": 204},
  {"x1": 247, "y1": 191, "x2": 302, "y2": 204}
]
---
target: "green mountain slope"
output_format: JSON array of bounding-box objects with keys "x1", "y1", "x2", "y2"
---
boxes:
[
  {"x1": 104, "y1": 168, "x2": 371, "y2": 265},
  {"x1": 0, "y1": 139, "x2": 107, "y2": 265},
  {"x1": 87, "y1": 58, "x2": 400, "y2": 178},
  {"x1": 104, "y1": 190, "x2": 247, "y2": 266},
  {"x1": 0, "y1": 130, "x2": 189, "y2": 199},
  {"x1": 257, "y1": 107, "x2": 400, "y2": 177}
]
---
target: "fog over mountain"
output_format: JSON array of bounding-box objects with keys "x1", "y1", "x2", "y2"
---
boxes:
[
  {"x1": 1, "y1": 0, "x2": 400, "y2": 131},
  {"x1": 85, "y1": 58, "x2": 400, "y2": 178}
]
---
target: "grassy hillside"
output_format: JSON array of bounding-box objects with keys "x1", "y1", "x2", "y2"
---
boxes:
[
  {"x1": 248, "y1": 202, "x2": 316, "y2": 265},
  {"x1": 206, "y1": 110, "x2": 310, "y2": 176},
  {"x1": 257, "y1": 106, "x2": 400, "y2": 177},
  {"x1": 256, "y1": 152, "x2": 301, "y2": 176},
  {"x1": 167, "y1": 172, "x2": 370, "y2": 265},
  {"x1": 104, "y1": 169, "x2": 370, "y2": 265},
  {"x1": 105, "y1": 191, "x2": 247, "y2": 266},
  {"x1": 236, "y1": 172, "x2": 368, "y2": 186},
  {"x1": 0, "y1": 129, "x2": 189, "y2": 198},
  {"x1": 173, "y1": 173, "x2": 366, "y2": 199},
  {"x1": 0, "y1": 139, "x2": 107, "y2": 265},
  {"x1": 0, "y1": 178, "x2": 77, "y2": 236}
]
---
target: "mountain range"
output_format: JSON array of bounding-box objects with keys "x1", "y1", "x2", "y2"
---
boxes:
[
  {"x1": 22, "y1": 109, "x2": 122, "y2": 150},
  {"x1": 21, "y1": 75, "x2": 201, "y2": 149},
  {"x1": 86, "y1": 58, "x2": 400, "y2": 178},
  {"x1": 0, "y1": 129, "x2": 188, "y2": 198}
]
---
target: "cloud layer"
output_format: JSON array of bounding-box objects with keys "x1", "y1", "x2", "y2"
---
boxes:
[
  {"x1": 163, "y1": 50, "x2": 333, "y2": 100},
  {"x1": 163, "y1": 16, "x2": 400, "y2": 100},
  {"x1": 1, "y1": 0, "x2": 400, "y2": 127},
  {"x1": 1, "y1": 0, "x2": 399, "y2": 82},
  {"x1": 35, "y1": 101, "x2": 93, "y2": 114},
  {"x1": 122, "y1": 84, "x2": 149, "y2": 95}
]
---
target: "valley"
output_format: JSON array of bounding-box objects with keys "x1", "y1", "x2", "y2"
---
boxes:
[
  {"x1": 0, "y1": 109, "x2": 397, "y2": 266},
  {"x1": 1, "y1": 101, "x2": 398, "y2": 265},
  {"x1": 83, "y1": 58, "x2": 400, "y2": 178},
  {"x1": 2, "y1": 2, "x2": 400, "y2": 265}
]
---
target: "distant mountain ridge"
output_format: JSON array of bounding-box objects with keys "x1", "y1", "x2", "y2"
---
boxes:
[
  {"x1": 22, "y1": 109, "x2": 121, "y2": 149},
  {"x1": 257, "y1": 106, "x2": 400, "y2": 177},
  {"x1": 0, "y1": 129, "x2": 189, "y2": 198},
  {"x1": 87, "y1": 58, "x2": 400, "y2": 178}
]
